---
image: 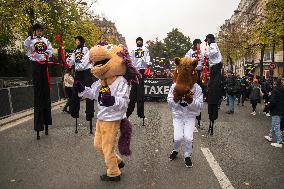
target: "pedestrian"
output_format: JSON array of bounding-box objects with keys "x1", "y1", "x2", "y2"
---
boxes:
[
  {"x1": 204, "y1": 34, "x2": 222, "y2": 135},
  {"x1": 126, "y1": 37, "x2": 151, "y2": 124},
  {"x1": 239, "y1": 76, "x2": 249, "y2": 106},
  {"x1": 167, "y1": 57, "x2": 203, "y2": 168},
  {"x1": 249, "y1": 78, "x2": 262, "y2": 116},
  {"x1": 225, "y1": 71, "x2": 237, "y2": 114},
  {"x1": 62, "y1": 68, "x2": 74, "y2": 113},
  {"x1": 23, "y1": 23, "x2": 53, "y2": 140},
  {"x1": 67, "y1": 35, "x2": 94, "y2": 134},
  {"x1": 264, "y1": 77, "x2": 284, "y2": 148},
  {"x1": 185, "y1": 38, "x2": 204, "y2": 128}
]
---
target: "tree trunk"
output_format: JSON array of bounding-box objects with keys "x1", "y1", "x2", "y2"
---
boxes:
[
  {"x1": 259, "y1": 44, "x2": 265, "y2": 78},
  {"x1": 282, "y1": 37, "x2": 284, "y2": 77},
  {"x1": 270, "y1": 40, "x2": 275, "y2": 77}
]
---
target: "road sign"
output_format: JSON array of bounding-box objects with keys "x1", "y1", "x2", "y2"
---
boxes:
[{"x1": 269, "y1": 62, "x2": 276, "y2": 70}]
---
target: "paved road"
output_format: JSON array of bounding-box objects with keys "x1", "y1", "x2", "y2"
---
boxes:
[{"x1": 0, "y1": 100, "x2": 283, "y2": 189}]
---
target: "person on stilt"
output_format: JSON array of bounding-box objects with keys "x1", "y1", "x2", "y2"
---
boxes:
[
  {"x1": 126, "y1": 37, "x2": 151, "y2": 125},
  {"x1": 67, "y1": 36, "x2": 94, "y2": 134},
  {"x1": 204, "y1": 34, "x2": 222, "y2": 135},
  {"x1": 24, "y1": 23, "x2": 53, "y2": 140},
  {"x1": 185, "y1": 39, "x2": 204, "y2": 129}
]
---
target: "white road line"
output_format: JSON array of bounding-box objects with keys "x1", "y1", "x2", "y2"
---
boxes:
[
  {"x1": 201, "y1": 147, "x2": 235, "y2": 189},
  {"x1": 0, "y1": 105, "x2": 63, "y2": 132}
]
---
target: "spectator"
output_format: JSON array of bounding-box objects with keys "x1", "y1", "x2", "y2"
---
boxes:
[
  {"x1": 264, "y1": 77, "x2": 284, "y2": 148},
  {"x1": 249, "y1": 78, "x2": 262, "y2": 116},
  {"x1": 225, "y1": 71, "x2": 237, "y2": 114}
]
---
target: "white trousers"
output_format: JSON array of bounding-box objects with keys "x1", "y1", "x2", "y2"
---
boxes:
[{"x1": 173, "y1": 117, "x2": 195, "y2": 158}]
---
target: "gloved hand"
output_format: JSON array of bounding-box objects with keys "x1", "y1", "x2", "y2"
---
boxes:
[
  {"x1": 179, "y1": 102, "x2": 188, "y2": 107},
  {"x1": 73, "y1": 80, "x2": 85, "y2": 93},
  {"x1": 100, "y1": 90, "x2": 115, "y2": 107}
]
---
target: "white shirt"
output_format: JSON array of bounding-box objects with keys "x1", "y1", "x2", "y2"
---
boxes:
[
  {"x1": 130, "y1": 46, "x2": 151, "y2": 70},
  {"x1": 185, "y1": 49, "x2": 204, "y2": 70},
  {"x1": 67, "y1": 47, "x2": 92, "y2": 71},
  {"x1": 206, "y1": 43, "x2": 222, "y2": 66},
  {"x1": 78, "y1": 76, "x2": 131, "y2": 121},
  {"x1": 167, "y1": 83, "x2": 203, "y2": 119},
  {"x1": 23, "y1": 36, "x2": 53, "y2": 61}
]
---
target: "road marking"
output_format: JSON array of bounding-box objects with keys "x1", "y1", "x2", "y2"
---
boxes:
[
  {"x1": 0, "y1": 105, "x2": 63, "y2": 132},
  {"x1": 201, "y1": 147, "x2": 235, "y2": 189}
]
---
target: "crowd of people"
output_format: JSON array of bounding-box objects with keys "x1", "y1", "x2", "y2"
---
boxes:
[{"x1": 221, "y1": 72, "x2": 284, "y2": 148}]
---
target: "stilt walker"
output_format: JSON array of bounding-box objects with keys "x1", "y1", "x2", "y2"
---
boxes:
[
  {"x1": 204, "y1": 34, "x2": 222, "y2": 135},
  {"x1": 126, "y1": 37, "x2": 151, "y2": 125},
  {"x1": 185, "y1": 39, "x2": 204, "y2": 128},
  {"x1": 66, "y1": 36, "x2": 94, "y2": 134},
  {"x1": 24, "y1": 24, "x2": 53, "y2": 140}
]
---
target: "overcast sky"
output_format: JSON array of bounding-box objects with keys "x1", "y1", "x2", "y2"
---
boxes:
[{"x1": 93, "y1": 0, "x2": 241, "y2": 50}]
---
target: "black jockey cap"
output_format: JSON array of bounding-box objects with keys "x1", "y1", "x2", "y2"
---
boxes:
[
  {"x1": 74, "y1": 35, "x2": 85, "y2": 46},
  {"x1": 136, "y1": 37, "x2": 143, "y2": 43},
  {"x1": 204, "y1": 34, "x2": 215, "y2": 42},
  {"x1": 32, "y1": 23, "x2": 44, "y2": 31},
  {"x1": 193, "y1": 39, "x2": 202, "y2": 46}
]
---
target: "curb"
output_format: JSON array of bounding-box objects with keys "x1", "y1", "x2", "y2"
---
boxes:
[{"x1": 0, "y1": 100, "x2": 66, "y2": 127}]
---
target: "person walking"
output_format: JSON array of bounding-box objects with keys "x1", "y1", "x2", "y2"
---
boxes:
[{"x1": 249, "y1": 78, "x2": 262, "y2": 116}]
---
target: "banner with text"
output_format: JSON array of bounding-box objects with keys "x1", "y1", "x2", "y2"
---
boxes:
[{"x1": 144, "y1": 78, "x2": 173, "y2": 98}]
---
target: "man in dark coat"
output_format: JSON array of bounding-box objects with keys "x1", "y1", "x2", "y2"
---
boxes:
[{"x1": 205, "y1": 34, "x2": 222, "y2": 135}]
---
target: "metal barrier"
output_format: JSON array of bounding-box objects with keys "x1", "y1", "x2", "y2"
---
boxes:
[{"x1": 0, "y1": 81, "x2": 66, "y2": 119}]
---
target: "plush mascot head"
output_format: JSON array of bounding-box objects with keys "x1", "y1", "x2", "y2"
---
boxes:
[
  {"x1": 89, "y1": 42, "x2": 140, "y2": 85},
  {"x1": 89, "y1": 42, "x2": 140, "y2": 156},
  {"x1": 173, "y1": 57, "x2": 198, "y2": 104}
]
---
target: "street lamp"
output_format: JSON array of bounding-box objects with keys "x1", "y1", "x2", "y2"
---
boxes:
[{"x1": 234, "y1": 10, "x2": 267, "y2": 18}]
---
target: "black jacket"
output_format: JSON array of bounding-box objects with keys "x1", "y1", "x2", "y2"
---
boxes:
[{"x1": 268, "y1": 86, "x2": 284, "y2": 116}]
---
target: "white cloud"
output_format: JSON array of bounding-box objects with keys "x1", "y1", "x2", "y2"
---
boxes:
[{"x1": 92, "y1": 0, "x2": 240, "y2": 50}]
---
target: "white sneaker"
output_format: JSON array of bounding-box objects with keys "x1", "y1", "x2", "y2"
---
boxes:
[
  {"x1": 251, "y1": 111, "x2": 256, "y2": 116},
  {"x1": 271, "y1": 143, "x2": 282, "y2": 148},
  {"x1": 193, "y1": 126, "x2": 198, "y2": 133},
  {"x1": 266, "y1": 113, "x2": 270, "y2": 117},
  {"x1": 264, "y1": 136, "x2": 272, "y2": 142}
]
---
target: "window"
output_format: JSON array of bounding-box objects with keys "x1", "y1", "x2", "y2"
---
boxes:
[{"x1": 263, "y1": 51, "x2": 272, "y2": 62}]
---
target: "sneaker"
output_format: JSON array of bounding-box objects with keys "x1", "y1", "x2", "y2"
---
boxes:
[
  {"x1": 118, "y1": 161, "x2": 125, "y2": 169},
  {"x1": 169, "y1": 151, "x2": 178, "y2": 161},
  {"x1": 264, "y1": 136, "x2": 272, "y2": 142},
  {"x1": 271, "y1": 143, "x2": 283, "y2": 148},
  {"x1": 185, "y1": 157, "x2": 193, "y2": 168},
  {"x1": 193, "y1": 127, "x2": 198, "y2": 133},
  {"x1": 251, "y1": 111, "x2": 256, "y2": 116},
  {"x1": 266, "y1": 113, "x2": 270, "y2": 117},
  {"x1": 100, "y1": 174, "x2": 121, "y2": 182}
]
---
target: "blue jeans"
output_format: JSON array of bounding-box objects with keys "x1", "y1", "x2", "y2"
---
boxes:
[
  {"x1": 270, "y1": 116, "x2": 283, "y2": 144},
  {"x1": 227, "y1": 95, "x2": 235, "y2": 112}
]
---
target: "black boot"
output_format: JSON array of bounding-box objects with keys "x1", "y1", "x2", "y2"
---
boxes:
[
  {"x1": 100, "y1": 174, "x2": 121, "y2": 182},
  {"x1": 118, "y1": 161, "x2": 125, "y2": 169},
  {"x1": 37, "y1": 131, "x2": 40, "y2": 140},
  {"x1": 45, "y1": 125, "x2": 48, "y2": 135},
  {"x1": 208, "y1": 121, "x2": 212, "y2": 134},
  {"x1": 197, "y1": 120, "x2": 201, "y2": 128},
  {"x1": 90, "y1": 120, "x2": 93, "y2": 134}
]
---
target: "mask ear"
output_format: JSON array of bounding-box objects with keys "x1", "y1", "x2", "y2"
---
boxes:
[{"x1": 174, "y1": 57, "x2": 181, "y2": 66}]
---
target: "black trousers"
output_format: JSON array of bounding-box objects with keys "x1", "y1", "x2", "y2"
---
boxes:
[
  {"x1": 32, "y1": 61, "x2": 52, "y2": 131},
  {"x1": 70, "y1": 69, "x2": 94, "y2": 121},
  {"x1": 126, "y1": 69, "x2": 145, "y2": 118},
  {"x1": 208, "y1": 104, "x2": 219, "y2": 121},
  {"x1": 237, "y1": 91, "x2": 246, "y2": 105},
  {"x1": 251, "y1": 100, "x2": 258, "y2": 112},
  {"x1": 63, "y1": 87, "x2": 72, "y2": 111}
]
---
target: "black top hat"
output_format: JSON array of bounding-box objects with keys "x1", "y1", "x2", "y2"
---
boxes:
[
  {"x1": 32, "y1": 23, "x2": 44, "y2": 31},
  {"x1": 136, "y1": 37, "x2": 143, "y2": 42},
  {"x1": 193, "y1": 39, "x2": 202, "y2": 45},
  {"x1": 204, "y1": 34, "x2": 215, "y2": 42},
  {"x1": 74, "y1": 36, "x2": 85, "y2": 45}
]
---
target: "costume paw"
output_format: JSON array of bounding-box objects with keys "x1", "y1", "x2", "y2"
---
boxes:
[{"x1": 100, "y1": 91, "x2": 115, "y2": 107}]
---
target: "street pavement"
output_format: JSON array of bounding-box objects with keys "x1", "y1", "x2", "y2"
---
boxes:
[{"x1": 0, "y1": 100, "x2": 283, "y2": 189}]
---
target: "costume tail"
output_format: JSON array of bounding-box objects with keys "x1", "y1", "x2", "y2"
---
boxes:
[{"x1": 118, "y1": 118, "x2": 132, "y2": 156}]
